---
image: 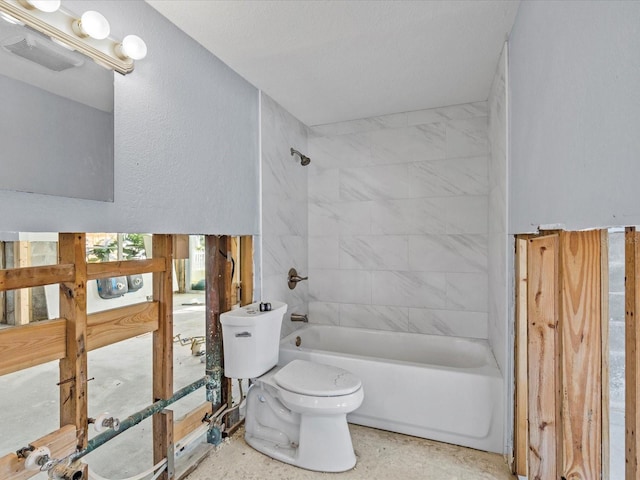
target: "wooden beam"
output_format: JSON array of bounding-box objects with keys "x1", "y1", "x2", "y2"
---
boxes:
[
  {"x1": 514, "y1": 236, "x2": 528, "y2": 476},
  {"x1": 559, "y1": 230, "x2": 602, "y2": 478},
  {"x1": 87, "y1": 302, "x2": 159, "y2": 351},
  {"x1": 153, "y1": 410, "x2": 174, "y2": 480},
  {"x1": 239, "y1": 236, "x2": 253, "y2": 307},
  {"x1": 218, "y1": 236, "x2": 236, "y2": 428},
  {"x1": 0, "y1": 425, "x2": 76, "y2": 480},
  {"x1": 13, "y1": 242, "x2": 31, "y2": 326},
  {"x1": 230, "y1": 237, "x2": 240, "y2": 305},
  {"x1": 152, "y1": 234, "x2": 174, "y2": 480},
  {"x1": 174, "y1": 402, "x2": 213, "y2": 443},
  {"x1": 601, "y1": 230, "x2": 610, "y2": 480},
  {"x1": 0, "y1": 319, "x2": 66, "y2": 376},
  {"x1": 86, "y1": 258, "x2": 166, "y2": 281},
  {"x1": 58, "y1": 233, "x2": 89, "y2": 454},
  {"x1": 0, "y1": 264, "x2": 75, "y2": 292},
  {"x1": 0, "y1": 242, "x2": 4, "y2": 324},
  {"x1": 205, "y1": 235, "x2": 224, "y2": 414},
  {"x1": 527, "y1": 234, "x2": 559, "y2": 480},
  {"x1": 626, "y1": 227, "x2": 640, "y2": 480},
  {"x1": 219, "y1": 236, "x2": 233, "y2": 314}
]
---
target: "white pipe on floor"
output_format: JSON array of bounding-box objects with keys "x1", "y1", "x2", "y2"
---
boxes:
[{"x1": 87, "y1": 458, "x2": 167, "y2": 480}]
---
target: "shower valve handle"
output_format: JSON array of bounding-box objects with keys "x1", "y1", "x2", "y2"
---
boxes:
[{"x1": 288, "y1": 268, "x2": 308, "y2": 289}]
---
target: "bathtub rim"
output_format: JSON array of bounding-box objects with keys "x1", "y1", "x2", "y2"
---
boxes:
[{"x1": 279, "y1": 324, "x2": 502, "y2": 378}]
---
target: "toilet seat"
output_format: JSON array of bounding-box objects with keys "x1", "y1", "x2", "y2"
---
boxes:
[{"x1": 274, "y1": 359, "x2": 361, "y2": 397}]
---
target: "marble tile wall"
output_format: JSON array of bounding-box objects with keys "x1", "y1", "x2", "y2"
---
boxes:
[
  {"x1": 259, "y1": 93, "x2": 309, "y2": 338},
  {"x1": 488, "y1": 43, "x2": 510, "y2": 456},
  {"x1": 308, "y1": 102, "x2": 490, "y2": 339},
  {"x1": 488, "y1": 43, "x2": 509, "y2": 375}
]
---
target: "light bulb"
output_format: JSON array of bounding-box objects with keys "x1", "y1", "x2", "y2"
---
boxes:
[
  {"x1": 116, "y1": 34, "x2": 147, "y2": 60},
  {"x1": 19, "y1": 0, "x2": 60, "y2": 12},
  {"x1": 73, "y1": 11, "x2": 110, "y2": 40}
]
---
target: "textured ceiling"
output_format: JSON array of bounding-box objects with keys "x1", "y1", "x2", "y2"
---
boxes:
[{"x1": 147, "y1": 0, "x2": 519, "y2": 126}]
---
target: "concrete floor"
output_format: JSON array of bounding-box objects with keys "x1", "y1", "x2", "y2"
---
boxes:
[{"x1": 187, "y1": 425, "x2": 515, "y2": 480}]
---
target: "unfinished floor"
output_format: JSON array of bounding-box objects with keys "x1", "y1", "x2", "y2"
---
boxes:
[{"x1": 187, "y1": 425, "x2": 514, "y2": 480}]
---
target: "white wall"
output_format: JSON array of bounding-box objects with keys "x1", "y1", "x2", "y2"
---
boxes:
[
  {"x1": 488, "y1": 42, "x2": 511, "y2": 456},
  {"x1": 0, "y1": 0, "x2": 259, "y2": 235},
  {"x1": 308, "y1": 104, "x2": 490, "y2": 338},
  {"x1": 509, "y1": 1, "x2": 640, "y2": 233},
  {"x1": 488, "y1": 43, "x2": 509, "y2": 376},
  {"x1": 258, "y1": 93, "x2": 309, "y2": 337}
]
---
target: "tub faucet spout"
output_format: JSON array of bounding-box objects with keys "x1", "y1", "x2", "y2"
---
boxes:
[{"x1": 291, "y1": 313, "x2": 308, "y2": 323}]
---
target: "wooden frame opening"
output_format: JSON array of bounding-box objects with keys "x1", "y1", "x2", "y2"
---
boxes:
[{"x1": 0, "y1": 233, "x2": 254, "y2": 480}]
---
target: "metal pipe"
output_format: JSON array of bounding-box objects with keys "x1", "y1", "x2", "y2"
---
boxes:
[{"x1": 70, "y1": 376, "x2": 210, "y2": 462}]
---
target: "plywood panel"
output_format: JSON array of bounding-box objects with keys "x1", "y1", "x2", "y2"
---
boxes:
[
  {"x1": 514, "y1": 236, "x2": 528, "y2": 476},
  {"x1": 559, "y1": 230, "x2": 602, "y2": 478},
  {"x1": 0, "y1": 319, "x2": 66, "y2": 376},
  {"x1": 0, "y1": 425, "x2": 76, "y2": 480},
  {"x1": 527, "y1": 234, "x2": 559, "y2": 480},
  {"x1": 87, "y1": 302, "x2": 159, "y2": 351},
  {"x1": 625, "y1": 227, "x2": 640, "y2": 480}
]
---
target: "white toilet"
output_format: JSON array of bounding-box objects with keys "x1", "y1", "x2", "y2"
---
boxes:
[{"x1": 220, "y1": 301, "x2": 364, "y2": 472}]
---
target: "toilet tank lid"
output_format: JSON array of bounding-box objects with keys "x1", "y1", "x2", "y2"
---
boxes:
[
  {"x1": 274, "y1": 359, "x2": 361, "y2": 397},
  {"x1": 220, "y1": 301, "x2": 287, "y2": 326}
]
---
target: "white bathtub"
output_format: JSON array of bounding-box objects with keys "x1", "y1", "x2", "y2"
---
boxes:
[{"x1": 279, "y1": 324, "x2": 503, "y2": 453}]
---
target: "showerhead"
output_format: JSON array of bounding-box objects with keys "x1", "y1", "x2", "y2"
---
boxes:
[{"x1": 290, "y1": 147, "x2": 311, "y2": 166}]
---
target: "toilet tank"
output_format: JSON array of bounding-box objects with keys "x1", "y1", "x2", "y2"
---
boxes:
[{"x1": 220, "y1": 301, "x2": 287, "y2": 379}]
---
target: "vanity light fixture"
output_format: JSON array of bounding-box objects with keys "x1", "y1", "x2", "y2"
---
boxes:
[
  {"x1": 72, "y1": 10, "x2": 110, "y2": 40},
  {"x1": 18, "y1": 0, "x2": 60, "y2": 13},
  {"x1": 0, "y1": 0, "x2": 147, "y2": 74},
  {"x1": 115, "y1": 34, "x2": 147, "y2": 61}
]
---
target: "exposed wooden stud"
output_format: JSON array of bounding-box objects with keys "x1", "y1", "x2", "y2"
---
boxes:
[
  {"x1": 0, "y1": 264, "x2": 75, "y2": 292},
  {"x1": 174, "y1": 402, "x2": 213, "y2": 443},
  {"x1": 0, "y1": 242, "x2": 4, "y2": 324},
  {"x1": 219, "y1": 236, "x2": 233, "y2": 314},
  {"x1": 559, "y1": 230, "x2": 602, "y2": 478},
  {"x1": 58, "y1": 233, "x2": 89, "y2": 461},
  {"x1": 0, "y1": 319, "x2": 66, "y2": 376},
  {"x1": 239, "y1": 236, "x2": 253, "y2": 307},
  {"x1": 230, "y1": 237, "x2": 240, "y2": 306},
  {"x1": 218, "y1": 236, "x2": 237, "y2": 429},
  {"x1": 152, "y1": 234, "x2": 174, "y2": 480},
  {"x1": 0, "y1": 425, "x2": 77, "y2": 480},
  {"x1": 87, "y1": 302, "x2": 159, "y2": 351},
  {"x1": 153, "y1": 410, "x2": 174, "y2": 480},
  {"x1": 601, "y1": 230, "x2": 610, "y2": 480},
  {"x1": 86, "y1": 258, "x2": 165, "y2": 280},
  {"x1": 625, "y1": 227, "x2": 640, "y2": 480},
  {"x1": 514, "y1": 236, "x2": 529, "y2": 476},
  {"x1": 527, "y1": 234, "x2": 559, "y2": 480},
  {"x1": 205, "y1": 235, "x2": 224, "y2": 442},
  {"x1": 13, "y1": 241, "x2": 31, "y2": 326}
]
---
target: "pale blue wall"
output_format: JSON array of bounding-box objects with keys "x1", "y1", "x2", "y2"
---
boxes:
[
  {"x1": 509, "y1": 1, "x2": 640, "y2": 233},
  {"x1": 0, "y1": 0, "x2": 259, "y2": 235}
]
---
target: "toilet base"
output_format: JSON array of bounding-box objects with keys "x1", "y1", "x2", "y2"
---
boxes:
[
  {"x1": 244, "y1": 382, "x2": 359, "y2": 472},
  {"x1": 246, "y1": 413, "x2": 357, "y2": 472}
]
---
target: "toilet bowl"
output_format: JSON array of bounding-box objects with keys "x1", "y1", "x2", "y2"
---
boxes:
[{"x1": 221, "y1": 303, "x2": 364, "y2": 472}]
